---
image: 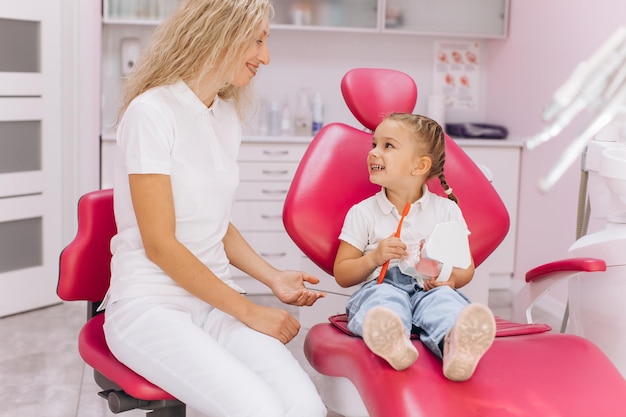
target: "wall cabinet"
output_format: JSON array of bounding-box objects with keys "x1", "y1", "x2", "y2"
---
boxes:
[
  {"x1": 271, "y1": 0, "x2": 509, "y2": 38},
  {"x1": 100, "y1": 0, "x2": 508, "y2": 38},
  {"x1": 384, "y1": 0, "x2": 508, "y2": 38}
]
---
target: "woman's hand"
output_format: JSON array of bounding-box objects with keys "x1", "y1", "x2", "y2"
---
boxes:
[
  {"x1": 243, "y1": 304, "x2": 302, "y2": 344},
  {"x1": 270, "y1": 270, "x2": 326, "y2": 307}
]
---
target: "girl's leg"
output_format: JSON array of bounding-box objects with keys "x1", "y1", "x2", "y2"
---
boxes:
[
  {"x1": 442, "y1": 303, "x2": 496, "y2": 382},
  {"x1": 410, "y1": 286, "x2": 470, "y2": 357},
  {"x1": 411, "y1": 287, "x2": 495, "y2": 381},
  {"x1": 104, "y1": 296, "x2": 325, "y2": 417},
  {"x1": 346, "y1": 271, "x2": 418, "y2": 370},
  {"x1": 346, "y1": 276, "x2": 413, "y2": 337}
]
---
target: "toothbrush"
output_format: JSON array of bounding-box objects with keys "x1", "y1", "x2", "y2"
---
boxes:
[{"x1": 377, "y1": 202, "x2": 411, "y2": 284}]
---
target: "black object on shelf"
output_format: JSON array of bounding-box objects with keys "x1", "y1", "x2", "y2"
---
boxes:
[{"x1": 446, "y1": 123, "x2": 508, "y2": 139}]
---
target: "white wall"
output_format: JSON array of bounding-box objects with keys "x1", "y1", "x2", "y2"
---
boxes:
[
  {"x1": 485, "y1": 1, "x2": 626, "y2": 294},
  {"x1": 251, "y1": 29, "x2": 488, "y2": 131},
  {"x1": 61, "y1": 0, "x2": 101, "y2": 244},
  {"x1": 99, "y1": 28, "x2": 490, "y2": 137}
]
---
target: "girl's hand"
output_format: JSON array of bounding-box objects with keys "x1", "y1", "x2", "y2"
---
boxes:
[
  {"x1": 372, "y1": 235, "x2": 407, "y2": 266},
  {"x1": 423, "y1": 278, "x2": 455, "y2": 291},
  {"x1": 271, "y1": 270, "x2": 326, "y2": 306}
]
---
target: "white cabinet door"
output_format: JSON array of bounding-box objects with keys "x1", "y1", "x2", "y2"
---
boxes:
[
  {"x1": 459, "y1": 143, "x2": 521, "y2": 288},
  {"x1": 384, "y1": 0, "x2": 509, "y2": 38},
  {"x1": 0, "y1": 1, "x2": 62, "y2": 316}
]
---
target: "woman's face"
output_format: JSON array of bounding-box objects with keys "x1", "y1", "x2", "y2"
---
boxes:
[{"x1": 231, "y1": 16, "x2": 271, "y2": 87}]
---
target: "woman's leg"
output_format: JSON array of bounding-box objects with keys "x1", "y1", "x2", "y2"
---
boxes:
[
  {"x1": 104, "y1": 296, "x2": 325, "y2": 417},
  {"x1": 201, "y1": 307, "x2": 326, "y2": 417}
]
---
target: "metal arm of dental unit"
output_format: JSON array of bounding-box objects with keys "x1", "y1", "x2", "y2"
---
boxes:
[{"x1": 525, "y1": 25, "x2": 626, "y2": 193}]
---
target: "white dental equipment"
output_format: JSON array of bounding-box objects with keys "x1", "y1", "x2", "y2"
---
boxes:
[
  {"x1": 525, "y1": 26, "x2": 626, "y2": 193},
  {"x1": 522, "y1": 26, "x2": 626, "y2": 378}
]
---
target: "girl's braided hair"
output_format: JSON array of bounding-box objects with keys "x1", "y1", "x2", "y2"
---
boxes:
[{"x1": 386, "y1": 113, "x2": 458, "y2": 204}]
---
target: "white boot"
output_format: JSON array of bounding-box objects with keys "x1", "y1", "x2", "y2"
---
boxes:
[
  {"x1": 362, "y1": 306, "x2": 418, "y2": 371},
  {"x1": 443, "y1": 303, "x2": 496, "y2": 381}
]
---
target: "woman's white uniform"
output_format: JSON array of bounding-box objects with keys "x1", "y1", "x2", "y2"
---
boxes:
[{"x1": 103, "y1": 80, "x2": 325, "y2": 417}]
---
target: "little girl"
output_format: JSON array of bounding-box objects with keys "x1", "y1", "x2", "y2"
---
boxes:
[{"x1": 334, "y1": 113, "x2": 496, "y2": 381}]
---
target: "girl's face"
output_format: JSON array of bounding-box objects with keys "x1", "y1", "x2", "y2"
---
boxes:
[
  {"x1": 231, "y1": 16, "x2": 271, "y2": 87},
  {"x1": 368, "y1": 119, "x2": 426, "y2": 190}
]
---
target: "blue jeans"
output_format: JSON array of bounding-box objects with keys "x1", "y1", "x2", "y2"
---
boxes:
[{"x1": 346, "y1": 267, "x2": 471, "y2": 358}]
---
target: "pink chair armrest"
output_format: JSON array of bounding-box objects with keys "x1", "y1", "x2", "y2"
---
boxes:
[
  {"x1": 514, "y1": 257, "x2": 607, "y2": 324},
  {"x1": 525, "y1": 257, "x2": 607, "y2": 282}
]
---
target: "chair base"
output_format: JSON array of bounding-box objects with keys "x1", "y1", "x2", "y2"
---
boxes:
[{"x1": 95, "y1": 370, "x2": 186, "y2": 416}]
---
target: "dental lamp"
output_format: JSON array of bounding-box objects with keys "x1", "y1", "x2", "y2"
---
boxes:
[{"x1": 525, "y1": 26, "x2": 626, "y2": 193}]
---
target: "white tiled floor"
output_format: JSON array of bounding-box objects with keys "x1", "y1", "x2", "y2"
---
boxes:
[{"x1": 0, "y1": 290, "x2": 559, "y2": 417}]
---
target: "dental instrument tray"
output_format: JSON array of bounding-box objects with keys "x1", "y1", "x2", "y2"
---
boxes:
[{"x1": 446, "y1": 123, "x2": 508, "y2": 139}]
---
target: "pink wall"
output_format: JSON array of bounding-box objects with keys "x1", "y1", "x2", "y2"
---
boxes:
[{"x1": 485, "y1": 1, "x2": 626, "y2": 285}]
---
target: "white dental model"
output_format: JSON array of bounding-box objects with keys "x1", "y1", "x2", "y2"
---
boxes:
[{"x1": 399, "y1": 221, "x2": 472, "y2": 287}]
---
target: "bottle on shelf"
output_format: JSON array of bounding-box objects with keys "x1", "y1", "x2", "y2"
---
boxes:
[
  {"x1": 256, "y1": 98, "x2": 269, "y2": 136},
  {"x1": 280, "y1": 102, "x2": 293, "y2": 135},
  {"x1": 267, "y1": 99, "x2": 281, "y2": 136},
  {"x1": 311, "y1": 92, "x2": 324, "y2": 135},
  {"x1": 293, "y1": 89, "x2": 312, "y2": 136}
]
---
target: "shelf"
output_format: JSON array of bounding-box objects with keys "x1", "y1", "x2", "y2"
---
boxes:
[
  {"x1": 102, "y1": 0, "x2": 508, "y2": 38},
  {"x1": 383, "y1": 0, "x2": 508, "y2": 39},
  {"x1": 103, "y1": 0, "x2": 180, "y2": 23}
]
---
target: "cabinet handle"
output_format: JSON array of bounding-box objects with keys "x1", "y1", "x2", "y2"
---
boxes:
[
  {"x1": 259, "y1": 252, "x2": 287, "y2": 258},
  {"x1": 262, "y1": 150, "x2": 289, "y2": 156},
  {"x1": 261, "y1": 214, "x2": 283, "y2": 220},
  {"x1": 261, "y1": 189, "x2": 288, "y2": 195},
  {"x1": 262, "y1": 169, "x2": 289, "y2": 176}
]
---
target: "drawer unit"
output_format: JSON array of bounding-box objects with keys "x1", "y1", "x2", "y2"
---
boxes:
[
  {"x1": 235, "y1": 182, "x2": 291, "y2": 202},
  {"x1": 231, "y1": 231, "x2": 301, "y2": 274},
  {"x1": 231, "y1": 140, "x2": 309, "y2": 294},
  {"x1": 238, "y1": 143, "x2": 307, "y2": 162},
  {"x1": 232, "y1": 201, "x2": 286, "y2": 231},
  {"x1": 238, "y1": 162, "x2": 300, "y2": 182}
]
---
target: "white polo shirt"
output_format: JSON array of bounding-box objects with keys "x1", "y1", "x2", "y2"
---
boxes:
[
  {"x1": 339, "y1": 186, "x2": 469, "y2": 283},
  {"x1": 108, "y1": 80, "x2": 242, "y2": 304}
]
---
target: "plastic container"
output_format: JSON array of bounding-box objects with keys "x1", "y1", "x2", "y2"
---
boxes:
[
  {"x1": 311, "y1": 92, "x2": 324, "y2": 135},
  {"x1": 293, "y1": 90, "x2": 312, "y2": 136}
]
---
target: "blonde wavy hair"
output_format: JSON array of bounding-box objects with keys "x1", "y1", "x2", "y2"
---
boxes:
[{"x1": 117, "y1": 0, "x2": 273, "y2": 123}]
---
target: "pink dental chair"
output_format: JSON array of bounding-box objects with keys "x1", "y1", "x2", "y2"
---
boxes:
[
  {"x1": 283, "y1": 68, "x2": 626, "y2": 417},
  {"x1": 57, "y1": 189, "x2": 186, "y2": 416}
]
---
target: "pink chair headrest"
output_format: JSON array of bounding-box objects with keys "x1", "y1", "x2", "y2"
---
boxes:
[{"x1": 342, "y1": 68, "x2": 418, "y2": 131}]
